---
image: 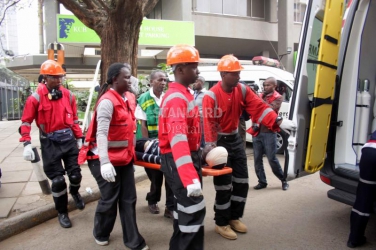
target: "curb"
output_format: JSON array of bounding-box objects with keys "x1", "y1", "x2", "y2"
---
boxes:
[{"x1": 0, "y1": 171, "x2": 148, "y2": 242}]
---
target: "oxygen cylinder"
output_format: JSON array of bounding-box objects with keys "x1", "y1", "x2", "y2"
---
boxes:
[
  {"x1": 357, "y1": 79, "x2": 371, "y2": 162},
  {"x1": 353, "y1": 79, "x2": 362, "y2": 163},
  {"x1": 371, "y1": 82, "x2": 376, "y2": 131}
]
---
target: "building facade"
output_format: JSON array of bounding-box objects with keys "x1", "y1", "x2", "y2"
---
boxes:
[{"x1": 3, "y1": 0, "x2": 305, "y2": 81}]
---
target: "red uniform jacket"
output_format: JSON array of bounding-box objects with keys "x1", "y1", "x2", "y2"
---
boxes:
[
  {"x1": 202, "y1": 82, "x2": 279, "y2": 143},
  {"x1": 257, "y1": 90, "x2": 283, "y2": 134},
  {"x1": 19, "y1": 84, "x2": 82, "y2": 142},
  {"x1": 88, "y1": 90, "x2": 136, "y2": 166},
  {"x1": 158, "y1": 82, "x2": 201, "y2": 188},
  {"x1": 78, "y1": 91, "x2": 137, "y2": 165}
]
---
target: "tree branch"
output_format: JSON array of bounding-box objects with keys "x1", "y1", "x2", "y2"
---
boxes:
[
  {"x1": 80, "y1": 0, "x2": 96, "y2": 10},
  {"x1": 94, "y1": 0, "x2": 110, "y2": 13},
  {"x1": 143, "y1": 0, "x2": 159, "y2": 16},
  {"x1": 0, "y1": 0, "x2": 22, "y2": 26}
]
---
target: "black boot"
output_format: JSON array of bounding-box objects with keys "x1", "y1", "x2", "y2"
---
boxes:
[
  {"x1": 58, "y1": 213, "x2": 72, "y2": 228},
  {"x1": 72, "y1": 193, "x2": 85, "y2": 210},
  {"x1": 347, "y1": 236, "x2": 366, "y2": 248},
  {"x1": 282, "y1": 181, "x2": 289, "y2": 191}
]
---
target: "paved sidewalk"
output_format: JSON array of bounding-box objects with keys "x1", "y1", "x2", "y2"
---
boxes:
[{"x1": 0, "y1": 120, "x2": 148, "y2": 241}]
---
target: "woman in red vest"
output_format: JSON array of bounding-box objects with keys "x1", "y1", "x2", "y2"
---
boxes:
[{"x1": 84, "y1": 63, "x2": 149, "y2": 250}]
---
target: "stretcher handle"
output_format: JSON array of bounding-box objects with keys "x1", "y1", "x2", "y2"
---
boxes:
[{"x1": 134, "y1": 160, "x2": 232, "y2": 177}]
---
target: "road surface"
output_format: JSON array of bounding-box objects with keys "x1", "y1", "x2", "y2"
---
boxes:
[{"x1": 1, "y1": 152, "x2": 375, "y2": 250}]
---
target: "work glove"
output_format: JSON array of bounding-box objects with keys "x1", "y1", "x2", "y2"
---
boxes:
[
  {"x1": 77, "y1": 137, "x2": 83, "y2": 149},
  {"x1": 101, "y1": 162, "x2": 116, "y2": 182},
  {"x1": 202, "y1": 143, "x2": 216, "y2": 163},
  {"x1": 279, "y1": 119, "x2": 297, "y2": 135},
  {"x1": 187, "y1": 178, "x2": 203, "y2": 197},
  {"x1": 23, "y1": 144, "x2": 35, "y2": 161}
]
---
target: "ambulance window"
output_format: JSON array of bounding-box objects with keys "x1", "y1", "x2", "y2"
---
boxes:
[
  {"x1": 208, "y1": 81, "x2": 217, "y2": 89},
  {"x1": 259, "y1": 79, "x2": 265, "y2": 93},
  {"x1": 243, "y1": 80, "x2": 259, "y2": 93},
  {"x1": 276, "y1": 81, "x2": 291, "y2": 102},
  {"x1": 307, "y1": 17, "x2": 323, "y2": 97}
]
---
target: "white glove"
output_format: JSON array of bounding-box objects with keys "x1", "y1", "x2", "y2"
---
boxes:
[
  {"x1": 23, "y1": 144, "x2": 35, "y2": 161},
  {"x1": 187, "y1": 178, "x2": 203, "y2": 197},
  {"x1": 77, "y1": 138, "x2": 83, "y2": 149},
  {"x1": 101, "y1": 162, "x2": 117, "y2": 182},
  {"x1": 279, "y1": 119, "x2": 297, "y2": 135}
]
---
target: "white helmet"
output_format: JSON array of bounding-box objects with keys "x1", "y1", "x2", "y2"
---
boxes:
[{"x1": 205, "y1": 146, "x2": 228, "y2": 169}]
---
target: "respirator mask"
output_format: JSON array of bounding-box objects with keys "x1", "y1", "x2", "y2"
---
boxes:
[{"x1": 48, "y1": 88, "x2": 63, "y2": 100}]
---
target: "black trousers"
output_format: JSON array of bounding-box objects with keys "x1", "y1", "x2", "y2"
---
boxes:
[
  {"x1": 145, "y1": 168, "x2": 174, "y2": 211},
  {"x1": 40, "y1": 136, "x2": 81, "y2": 213},
  {"x1": 161, "y1": 152, "x2": 206, "y2": 250},
  {"x1": 349, "y1": 147, "x2": 376, "y2": 244},
  {"x1": 238, "y1": 117, "x2": 247, "y2": 150},
  {"x1": 214, "y1": 133, "x2": 249, "y2": 226},
  {"x1": 88, "y1": 159, "x2": 146, "y2": 250}
]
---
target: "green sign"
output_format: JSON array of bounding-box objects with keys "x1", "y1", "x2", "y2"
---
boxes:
[{"x1": 57, "y1": 14, "x2": 195, "y2": 46}]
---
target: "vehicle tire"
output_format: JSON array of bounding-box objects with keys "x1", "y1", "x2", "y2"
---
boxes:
[{"x1": 276, "y1": 131, "x2": 287, "y2": 154}]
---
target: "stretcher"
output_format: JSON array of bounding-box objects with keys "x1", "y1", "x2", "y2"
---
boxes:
[{"x1": 134, "y1": 161, "x2": 232, "y2": 176}]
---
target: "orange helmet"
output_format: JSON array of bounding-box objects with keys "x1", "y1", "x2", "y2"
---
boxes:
[
  {"x1": 40, "y1": 60, "x2": 65, "y2": 76},
  {"x1": 217, "y1": 54, "x2": 244, "y2": 72},
  {"x1": 167, "y1": 44, "x2": 200, "y2": 65}
]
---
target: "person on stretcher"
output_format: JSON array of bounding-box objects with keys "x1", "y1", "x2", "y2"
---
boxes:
[
  {"x1": 135, "y1": 138, "x2": 228, "y2": 170},
  {"x1": 135, "y1": 138, "x2": 161, "y2": 164}
]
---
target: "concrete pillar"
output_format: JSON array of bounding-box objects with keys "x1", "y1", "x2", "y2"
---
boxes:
[
  {"x1": 265, "y1": 0, "x2": 278, "y2": 23},
  {"x1": 44, "y1": 0, "x2": 59, "y2": 50},
  {"x1": 278, "y1": 0, "x2": 294, "y2": 73}
]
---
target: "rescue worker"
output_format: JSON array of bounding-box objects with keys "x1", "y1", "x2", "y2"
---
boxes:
[
  {"x1": 135, "y1": 69, "x2": 174, "y2": 218},
  {"x1": 202, "y1": 54, "x2": 296, "y2": 240},
  {"x1": 85, "y1": 63, "x2": 149, "y2": 249},
  {"x1": 20, "y1": 60, "x2": 84, "y2": 228},
  {"x1": 251, "y1": 77, "x2": 289, "y2": 191},
  {"x1": 347, "y1": 130, "x2": 376, "y2": 248},
  {"x1": 159, "y1": 44, "x2": 206, "y2": 250}
]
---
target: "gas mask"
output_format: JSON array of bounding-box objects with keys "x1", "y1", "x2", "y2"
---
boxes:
[{"x1": 48, "y1": 88, "x2": 63, "y2": 100}]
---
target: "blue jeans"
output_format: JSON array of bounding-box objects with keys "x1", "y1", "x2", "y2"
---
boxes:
[{"x1": 253, "y1": 132, "x2": 285, "y2": 185}]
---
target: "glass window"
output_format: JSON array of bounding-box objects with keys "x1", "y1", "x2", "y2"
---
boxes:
[
  {"x1": 237, "y1": 0, "x2": 249, "y2": 17},
  {"x1": 294, "y1": 0, "x2": 306, "y2": 23},
  {"x1": 276, "y1": 81, "x2": 292, "y2": 102},
  {"x1": 223, "y1": 0, "x2": 237, "y2": 15},
  {"x1": 210, "y1": 0, "x2": 223, "y2": 14},
  {"x1": 196, "y1": 0, "x2": 210, "y2": 12},
  {"x1": 195, "y1": 0, "x2": 251, "y2": 17},
  {"x1": 251, "y1": 0, "x2": 265, "y2": 18}
]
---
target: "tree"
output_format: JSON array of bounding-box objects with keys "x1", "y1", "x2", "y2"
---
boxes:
[
  {"x1": 0, "y1": 0, "x2": 33, "y2": 57},
  {"x1": 0, "y1": 0, "x2": 22, "y2": 26},
  {"x1": 57, "y1": 0, "x2": 160, "y2": 85}
]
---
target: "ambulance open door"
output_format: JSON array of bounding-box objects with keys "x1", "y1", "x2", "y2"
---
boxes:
[{"x1": 285, "y1": 0, "x2": 344, "y2": 179}]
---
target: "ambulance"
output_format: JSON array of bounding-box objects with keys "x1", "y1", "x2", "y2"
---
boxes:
[{"x1": 286, "y1": 0, "x2": 375, "y2": 206}]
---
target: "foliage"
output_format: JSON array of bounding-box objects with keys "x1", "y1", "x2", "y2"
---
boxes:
[
  {"x1": 137, "y1": 74, "x2": 150, "y2": 97},
  {"x1": 157, "y1": 63, "x2": 173, "y2": 76},
  {"x1": 71, "y1": 89, "x2": 98, "y2": 112}
]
